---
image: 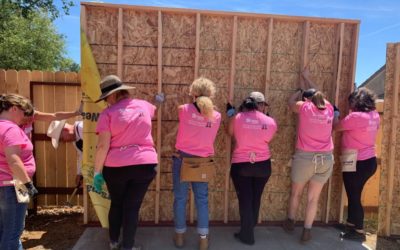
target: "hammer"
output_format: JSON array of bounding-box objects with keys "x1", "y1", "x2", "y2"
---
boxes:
[{"x1": 63, "y1": 176, "x2": 83, "y2": 207}]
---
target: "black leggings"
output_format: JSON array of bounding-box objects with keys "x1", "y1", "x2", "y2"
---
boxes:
[
  {"x1": 230, "y1": 160, "x2": 272, "y2": 243},
  {"x1": 103, "y1": 164, "x2": 156, "y2": 248},
  {"x1": 343, "y1": 157, "x2": 377, "y2": 230}
]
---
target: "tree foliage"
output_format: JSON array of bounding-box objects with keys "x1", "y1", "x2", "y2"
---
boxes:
[
  {"x1": 1, "y1": 0, "x2": 74, "y2": 20},
  {"x1": 0, "y1": 1, "x2": 79, "y2": 72}
]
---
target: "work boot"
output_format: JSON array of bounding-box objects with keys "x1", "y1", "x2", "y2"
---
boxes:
[
  {"x1": 282, "y1": 218, "x2": 295, "y2": 233},
  {"x1": 173, "y1": 232, "x2": 184, "y2": 248},
  {"x1": 300, "y1": 228, "x2": 312, "y2": 243},
  {"x1": 199, "y1": 234, "x2": 209, "y2": 250}
]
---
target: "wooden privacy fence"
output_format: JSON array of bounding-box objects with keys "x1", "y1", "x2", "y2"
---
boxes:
[
  {"x1": 81, "y1": 2, "x2": 359, "y2": 224},
  {"x1": 379, "y1": 42, "x2": 400, "y2": 237},
  {"x1": 0, "y1": 69, "x2": 84, "y2": 207}
]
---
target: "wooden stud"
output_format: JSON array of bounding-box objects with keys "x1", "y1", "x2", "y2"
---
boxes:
[
  {"x1": 350, "y1": 23, "x2": 360, "y2": 91},
  {"x1": 325, "y1": 22, "x2": 345, "y2": 224},
  {"x1": 332, "y1": 23, "x2": 346, "y2": 224},
  {"x1": 258, "y1": 17, "x2": 273, "y2": 224},
  {"x1": 264, "y1": 18, "x2": 273, "y2": 98},
  {"x1": 155, "y1": 10, "x2": 163, "y2": 224},
  {"x1": 81, "y1": 5, "x2": 87, "y2": 34},
  {"x1": 300, "y1": 21, "x2": 310, "y2": 88},
  {"x1": 117, "y1": 8, "x2": 124, "y2": 79},
  {"x1": 384, "y1": 44, "x2": 400, "y2": 236},
  {"x1": 224, "y1": 15, "x2": 237, "y2": 223},
  {"x1": 194, "y1": 13, "x2": 201, "y2": 79}
]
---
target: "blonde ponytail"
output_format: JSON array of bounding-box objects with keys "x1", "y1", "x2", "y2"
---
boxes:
[
  {"x1": 311, "y1": 91, "x2": 326, "y2": 110},
  {"x1": 189, "y1": 77, "x2": 216, "y2": 119},
  {"x1": 196, "y1": 96, "x2": 214, "y2": 119}
]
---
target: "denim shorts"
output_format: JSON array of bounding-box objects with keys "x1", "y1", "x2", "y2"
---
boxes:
[{"x1": 291, "y1": 150, "x2": 334, "y2": 184}]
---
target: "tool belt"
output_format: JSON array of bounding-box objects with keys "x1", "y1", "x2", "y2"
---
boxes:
[{"x1": 180, "y1": 157, "x2": 216, "y2": 182}]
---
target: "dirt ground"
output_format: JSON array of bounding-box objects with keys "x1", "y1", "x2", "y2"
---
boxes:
[
  {"x1": 20, "y1": 207, "x2": 400, "y2": 250},
  {"x1": 21, "y1": 206, "x2": 85, "y2": 250}
]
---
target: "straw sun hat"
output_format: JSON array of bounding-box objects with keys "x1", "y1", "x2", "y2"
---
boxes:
[{"x1": 95, "y1": 75, "x2": 135, "y2": 103}]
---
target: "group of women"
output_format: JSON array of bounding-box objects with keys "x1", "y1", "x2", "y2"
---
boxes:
[{"x1": 0, "y1": 70, "x2": 379, "y2": 250}]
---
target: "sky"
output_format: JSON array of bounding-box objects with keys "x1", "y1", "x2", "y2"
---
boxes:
[{"x1": 55, "y1": 0, "x2": 400, "y2": 85}]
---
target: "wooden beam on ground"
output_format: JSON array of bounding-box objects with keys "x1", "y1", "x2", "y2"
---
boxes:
[
  {"x1": 384, "y1": 44, "x2": 400, "y2": 236},
  {"x1": 155, "y1": 10, "x2": 163, "y2": 224}
]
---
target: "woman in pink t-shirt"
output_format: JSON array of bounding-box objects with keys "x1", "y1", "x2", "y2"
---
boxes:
[
  {"x1": 173, "y1": 77, "x2": 221, "y2": 250},
  {"x1": 282, "y1": 70, "x2": 335, "y2": 243},
  {"x1": 335, "y1": 88, "x2": 380, "y2": 241},
  {"x1": 228, "y1": 92, "x2": 277, "y2": 245},
  {"x1": 93, "y1": 75, "x2": 159, "y2": 250},
  {"x1": 0, "y1": 94, "x2": 37, "y2": 250}
]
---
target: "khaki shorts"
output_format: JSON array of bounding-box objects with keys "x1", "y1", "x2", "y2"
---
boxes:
[{"x1": 291, "y1": 150, "x2": 334, "y2": 184}]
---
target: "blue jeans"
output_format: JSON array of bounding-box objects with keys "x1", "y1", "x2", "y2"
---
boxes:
[
  {"x1": 0, "y1": 186, "x2": 27, "y2": 250},
  {"x1": 173, "y1": 154, "x2": 209, "y2": 235}
]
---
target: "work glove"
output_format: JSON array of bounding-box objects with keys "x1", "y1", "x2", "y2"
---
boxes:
[
  {"x1": 93, "y1": 172, "x2": 105, "y2": 193},
  {"x1": 333, "y1": 105, "x2": 340, "y2": 118},
  {"x1": 155, "y1": 93, "x2": 165, "y2": 104},
  {"x1": 24, "y1": 181, "x2": 38, "y2": 198},
  {"x1": 226, "y1": 103, "x2": 236, "y2": 117}
]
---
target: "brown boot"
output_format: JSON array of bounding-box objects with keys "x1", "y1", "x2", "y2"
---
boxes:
[
  {"x1": 282, "y1": 218, "x2": 295, "y2": 233},
  {"x1": 300, "y1": 228, "x2": 312, "y2": 243},
  {"x1": 173, "y1": 232, "x2": 184, "y2": 248},
  {"x1": 199, "y1": 235, "x2": 209, "y2": 250}
]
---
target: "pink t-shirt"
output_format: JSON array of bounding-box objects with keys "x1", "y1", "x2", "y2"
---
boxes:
[
  {"x1": 340, "y1": 111, "x2": 380, "y2": 160},
  {"x1": 175, "y1": 104, "x2": 221, "y2": 157},
  {"x1": 296, "y1": 100, "x2": 334, "y2": 152},
  {"x1": 96, "y1": 98, "x2": 158, "y2": 167},
  {"x1": 232, "y1": 111, "x2": 277, "y2": 163},
  {"x1": 0, "y1": 120, "x2": 36, "y2": 186}
]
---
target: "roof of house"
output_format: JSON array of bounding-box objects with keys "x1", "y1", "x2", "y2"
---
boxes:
[{"x1": 359, "y1": 64, "x2": 385, "y2": 99}]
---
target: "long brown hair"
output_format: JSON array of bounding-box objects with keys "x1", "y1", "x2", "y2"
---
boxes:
[
  {"x1": 0, "y1": 93, "x2": 34, "y2": 116},
  {"x1": 348, "y1": 87, "x2": 376, "y2": 112}
]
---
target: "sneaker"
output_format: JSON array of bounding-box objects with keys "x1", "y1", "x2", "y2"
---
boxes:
[
  {"x1": 282, "y1": 218, "x2": 295, "y2": 233},
  {"x1": 173, "y1": 233, "x2": 184, "y2": 248},
  {"x1": 340, "y1": 229, "x2": 366, "y2": 242},
  {"x1": 199, "y1": 235, "x2": 209, "y2": 250},
  {"x1": 109, "y1": 241, "x2": 120, "y2": 250},
  {"x1": 300, "y1": 228, "x2": 312, "y2": 243}
]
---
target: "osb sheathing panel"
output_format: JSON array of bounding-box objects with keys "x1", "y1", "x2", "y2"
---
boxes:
[
  {"x1": 123, "y1": 47, "x2": 157, "y2": 65},
  {"x1": 379, "y1": 43, "x2": 400, "y2": 236},
  {"x1": 200, "y1": 15, "x2": 233, "y2": 50},
  {"x1": 237, "y1": 18, "x2": 269, "y2": 53},
  {"x1": 162, "y1": 14, "x2": 196, "y2": 48},
  {"x1": 86, "y1": 7, "x2": 118, "y2": 44},
  {"x1": 83, "y1": 4, "x2": 359, "y2": 223},
  {"x1": 123, "y1": 10, "x2": 158, "y2": 47}
]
